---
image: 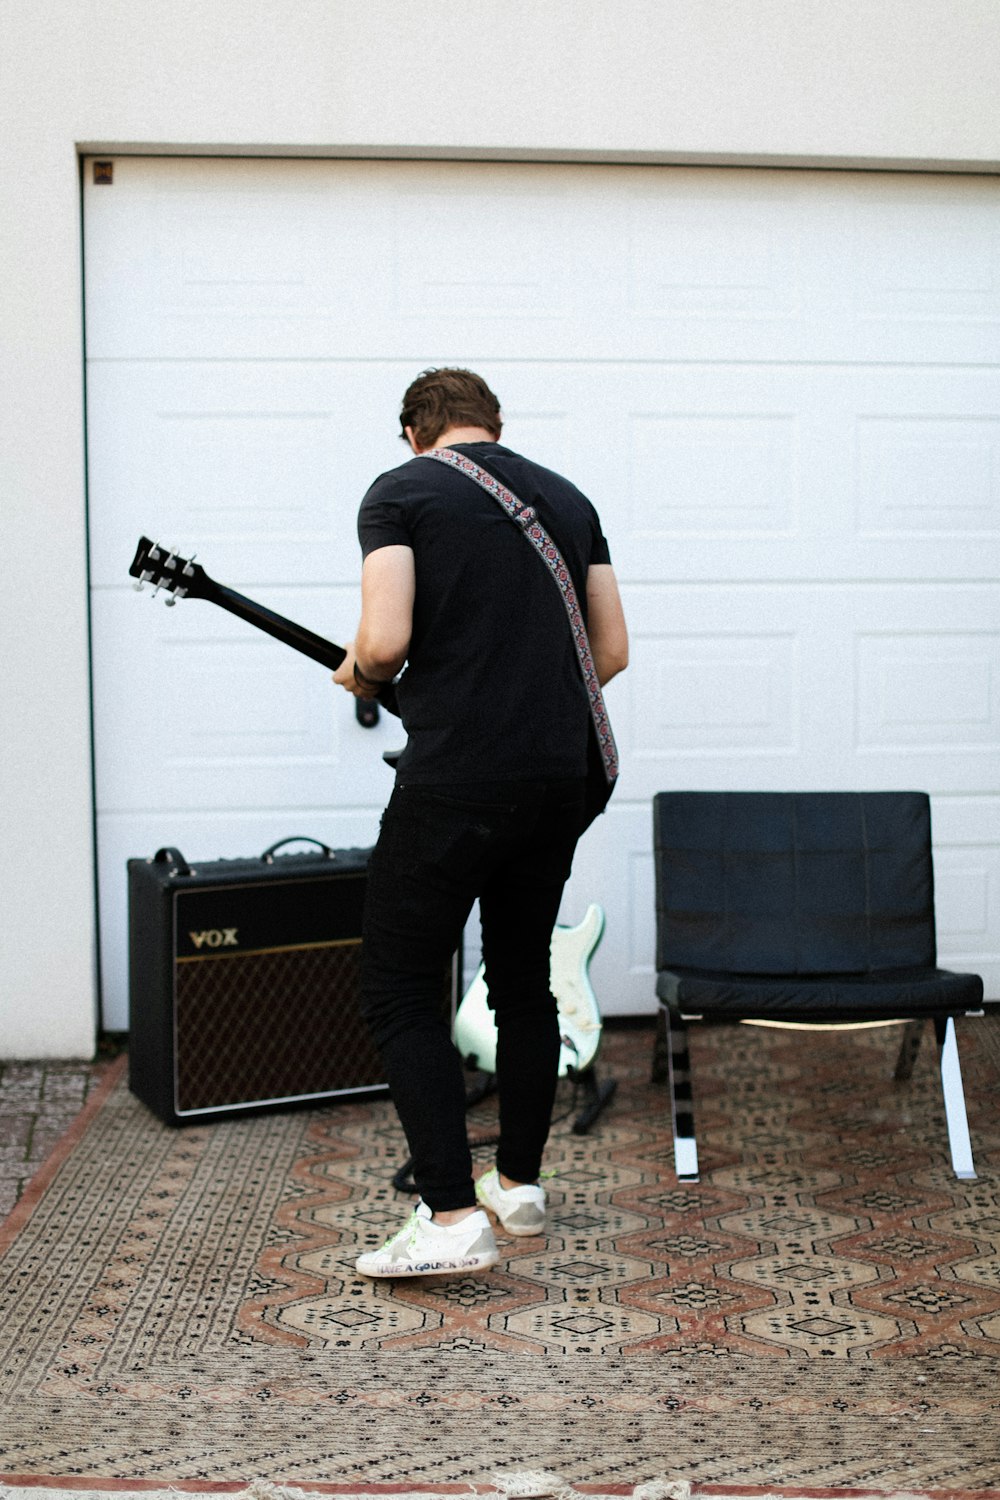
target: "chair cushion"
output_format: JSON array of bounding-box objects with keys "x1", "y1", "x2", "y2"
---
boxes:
[
  {"x1": 654, "y1": 792, "x2": 937, "y2": 974},
  {"x1": 657, "y1": 965, "x2": 983, "y2": 1022}
]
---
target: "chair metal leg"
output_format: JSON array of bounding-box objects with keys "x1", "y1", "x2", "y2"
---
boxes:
[
  {"x1": 934, "y1": 1016, "x2": 977, "y2": 1181},
  {"x1": 651, "y1": 1004, "x2": 669, "y2": 1083},
  {"x1": 894, "y1": 1018, "x2": 926, "y2": 1081},
  {"x1": 662, "y1": 1005, "x2": 699, "y2": 1182}
]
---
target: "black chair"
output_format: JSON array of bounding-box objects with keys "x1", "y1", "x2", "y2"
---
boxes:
[{"x1": 652, "y1": 791, "x2": 984, "y2": 1182}]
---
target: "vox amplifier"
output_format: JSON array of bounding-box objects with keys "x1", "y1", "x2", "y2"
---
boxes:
[{"x1": 127, "y1": 838, "x2": 457, "y2": 1126}]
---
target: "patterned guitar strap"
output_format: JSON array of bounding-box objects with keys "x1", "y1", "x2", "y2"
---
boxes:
[{"x1": 419, "y1": 447, "x2": 619, "y2": 798}]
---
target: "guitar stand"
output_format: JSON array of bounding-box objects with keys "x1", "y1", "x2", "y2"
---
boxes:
[
  {"x1": 390, "y1": 1072, "x2": 498, "y2": 1194},
  {"x1": 567, "y1": 1061, "x2": 617, "y2": 1134},
  {"x1": 389, "y1": 1061, "x2": 616, "y2": 1193}
]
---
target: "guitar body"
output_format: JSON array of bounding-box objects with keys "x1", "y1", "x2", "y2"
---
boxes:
[{"x1": 453, "y1": 904, "x2": 605, "y2": 1077}]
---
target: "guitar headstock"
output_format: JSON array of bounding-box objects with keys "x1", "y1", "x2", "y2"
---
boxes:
[{"x1": 129, "y1": 536, "x2": 210, "y2": 605}]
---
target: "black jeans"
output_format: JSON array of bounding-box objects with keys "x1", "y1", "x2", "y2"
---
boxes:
[{"x1": 360, "y1": 777, "x2": 587, "y2": 1212}]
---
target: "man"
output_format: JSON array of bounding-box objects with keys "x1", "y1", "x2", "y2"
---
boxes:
[{"x1": 333, "y1": 368, "x2": 628, "y2": 1278}]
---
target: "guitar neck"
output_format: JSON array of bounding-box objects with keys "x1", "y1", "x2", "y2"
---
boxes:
[
  {"x1": 209, "y1": 581, "x2": 346, "y2": 671},
  {"x1": 129, "y1": 535, "x2": 401, "y2": 716},
  {"x1": 205, "y1": 579, "x2": 400, "y2": 716}
]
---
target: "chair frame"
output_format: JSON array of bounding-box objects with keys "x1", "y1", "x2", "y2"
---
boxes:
[
  {"x1": 653, "y1": 1008, "x2": 979, "y2": 1182},
  {"x1": 651, "y1": 791, "x2": 984, "y2": 1183}
]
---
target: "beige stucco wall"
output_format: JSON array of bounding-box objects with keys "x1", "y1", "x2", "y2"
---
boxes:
[{"x1": 2, "y1": 0, "x2": 999, "y2": 1057}]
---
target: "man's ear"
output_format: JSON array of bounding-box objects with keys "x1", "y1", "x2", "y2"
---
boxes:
[{"x1": 403, "y1": 425, "x2": 422, "y2": 454}]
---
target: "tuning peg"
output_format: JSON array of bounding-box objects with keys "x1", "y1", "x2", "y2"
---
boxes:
[
  {"x1": 182, "y1": 554, "x2": 197, "y2": 577},
  {"x1": 164, "y1": 595, "x2": 176, "y2": 607},
  {"x1": 164, "y1": 548, "x2": 178, "y2": 571},
  {"x1": 133, "y1": 581, "x2": 145, "y2": 592},
  {"x1": 149, "y1": 542, "x2": 162, "y2": 560}
]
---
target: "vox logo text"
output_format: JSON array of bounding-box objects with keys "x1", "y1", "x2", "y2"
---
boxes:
[{"x1": 188, "y1": 928, "x2": 239, "y2": 950}]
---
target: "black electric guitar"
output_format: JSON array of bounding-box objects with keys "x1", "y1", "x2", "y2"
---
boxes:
[{"x1": 128, "y1": 537, "x2": 400, "y2": 717}]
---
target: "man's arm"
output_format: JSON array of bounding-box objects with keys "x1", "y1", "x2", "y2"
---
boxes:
[
  {"x1": 333, "y1": 545, "x2": 415, "y2": 699},
  {"x1": 586, "y1": 564, "x2": 629, "y2": 686}
]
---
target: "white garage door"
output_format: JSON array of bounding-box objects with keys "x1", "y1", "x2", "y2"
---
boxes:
[{"x1": 84, "y1": 157, "x2": 1000, "y2": 1030}]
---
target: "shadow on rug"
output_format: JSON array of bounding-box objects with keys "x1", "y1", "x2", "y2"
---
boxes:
[{"x1": 1, "y1": 1019, "x2": 998, "y2": 1490}]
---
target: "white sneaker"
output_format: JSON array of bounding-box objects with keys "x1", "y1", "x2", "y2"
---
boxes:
[
  {"x1": 355, "y1": 1200, "x2": 499, "y2": 1279},
  {"x1": 476, "y1": 1167, "x2": 546, "y2": 1236}
]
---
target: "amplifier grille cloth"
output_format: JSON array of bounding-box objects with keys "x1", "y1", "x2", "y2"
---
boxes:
[{"x1": 174, "y1": 942, "x2": 383, "y2": 1112}]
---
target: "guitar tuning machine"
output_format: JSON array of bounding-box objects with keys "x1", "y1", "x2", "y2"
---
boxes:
[{"x1": 182, "y1": 554, "x2": 197, "y2": 577}]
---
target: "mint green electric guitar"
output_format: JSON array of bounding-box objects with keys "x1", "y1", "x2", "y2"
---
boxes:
[{"x1": 453, "y1": 904, "x2": 605, "y2": 1076}]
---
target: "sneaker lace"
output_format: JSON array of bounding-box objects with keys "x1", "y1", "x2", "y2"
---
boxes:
[{"x1": 380, "y1": 1209, "x2": 422, "y2": 1253}]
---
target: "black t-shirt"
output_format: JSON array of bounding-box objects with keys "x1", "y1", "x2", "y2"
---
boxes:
[{"x1": 358, "y1": 442, "x2": 611, "y2": 783}]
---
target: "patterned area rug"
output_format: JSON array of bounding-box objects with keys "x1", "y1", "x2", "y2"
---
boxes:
[
  {"x1": 1, "y1": 1019, "x2": 999, "y2": 1490},
  {"x1": 5, "y1": 1484, "x2": 995, "y2": 1500}
]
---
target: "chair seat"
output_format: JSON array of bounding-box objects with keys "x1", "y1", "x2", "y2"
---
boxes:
[
  {"x1": 658, "y1": 964, "x2": 983, "y2": 1022},
  {"x1": 652, "y1": 793, "x2": 984, "y2": 1179}
]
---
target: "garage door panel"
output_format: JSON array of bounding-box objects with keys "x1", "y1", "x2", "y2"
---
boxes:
[
  {"x1": 91, "y1": 584, "x2": 397, "y2": 812},
  {"x1": 856, "y1": 629, "x2": 1000, "y2": 754},
  {"x1": 849, "y1": 182, "x2": 1000, "y2": 323},
  {"x1": 932, "y1": 797, "x2": 1000, "y2": 989},
  {"x1": 628, "y1": 411, "x2": 799, "y2": 541},
  {"x1": 625, "y1": 182, "x2": 803, "y2": 322},
  {"x1": 85, "y1": 161, "x2": 399, "y2": 357},
  {"x1": 96, "y1": 358, "x2": 1000, "y2": 594},
  {"x1": 497, "y1": 363, "x2": 1000, "y2": 582},
  {"x1": 935, "y1": 849, "x2": 998, "y2": 949},
  {"x1": 162, "y1": 191, "x2": 394, "y2": 320},
  {"x1": 934, "y1": 797, "x2": 1000, "y2": 847},
  {"x1": 399, "y1": 193, "x2": 577, "y2": 321},
  {"x1": 933, "y1": 845, "x2": 1000, "y2": 999},
  {"x1": 630, "y1": 628, "x2": 800, "y2": 759},
  {"x1": 620, "y1": 584, "x2": 998, "y2": 800},
  {"x1": 619, "y1": 590, "x2": 806, "y2": 800},
  {"x1": 86, "y1": 363, "x2": 409, "y2": 589},
  {"x1": 86, "y1": 162, "x2": 1000, "y2": 366},
  {"x1": 856, "y1": 414, "x2": 1000, "y2": 541},
  {"x1": 560, "y1": 803, "x2": 657, "y2": 1017}
]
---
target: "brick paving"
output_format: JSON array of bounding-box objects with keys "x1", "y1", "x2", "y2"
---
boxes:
[{"x1": 0, "y1": 1039, "x2": 125, "y2": 1219}]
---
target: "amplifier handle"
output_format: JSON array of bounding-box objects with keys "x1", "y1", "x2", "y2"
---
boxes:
[
  {"x1": 260, "y1": 836, "x2": 337, "y2": 864},
  {"x1": 152, "y1": 846, "x2": 193, "y2": 878}
]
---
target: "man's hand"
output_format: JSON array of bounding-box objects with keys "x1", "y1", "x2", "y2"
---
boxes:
[
  {"x1": 333, "y1": 643, "x2": 382, "y2": 700},
  {"x1": 333, "y1": 546, "x2": 415, "y2": 701}
]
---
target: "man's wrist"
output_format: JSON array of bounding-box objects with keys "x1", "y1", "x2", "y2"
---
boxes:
[{"x1": 353, "y1": 660, "x2": 387, "y2": 689}]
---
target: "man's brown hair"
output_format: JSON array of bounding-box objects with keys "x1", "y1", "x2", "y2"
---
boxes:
[{"x1": 399, "y1": 368, "x2": 502, "y2": 449}]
